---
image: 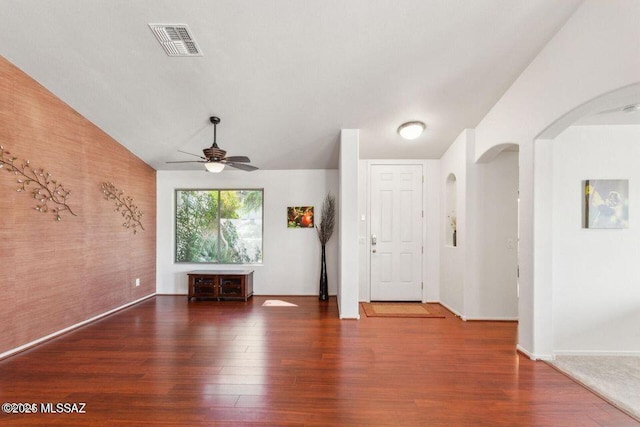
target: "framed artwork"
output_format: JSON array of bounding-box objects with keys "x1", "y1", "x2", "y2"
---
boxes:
[
  {"x1": 288, "y1": 206, "x2": 314, "y2": 228},
  {"x1": 583, "y1": 179, "x2": 629, "y2": 229}
]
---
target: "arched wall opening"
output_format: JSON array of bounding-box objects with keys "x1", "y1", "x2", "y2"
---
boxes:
[
  {"x1": 468, "y1": 143, "x2": 520, "y2": 321},
  {"x1": 534, "y1": 83, "x2": 640, "y2": 356},
  {"x1": 470, "y1": 0, "x2": 640, "y2": 357}
]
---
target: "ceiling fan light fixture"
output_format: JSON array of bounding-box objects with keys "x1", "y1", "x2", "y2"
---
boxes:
[
  {"x1": 204, "y1": 162, "x2": 225, "y2": 173},
  {"x1": 397, "y1": 121, "x2": 426, "y2": 140}
]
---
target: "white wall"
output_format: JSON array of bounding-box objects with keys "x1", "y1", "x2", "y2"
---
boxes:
[
  {"x1": 439, "y1": 130, "x2": 469, "y2": 316},
  {"x1": 357, "y1": 159, "x2": 369, "y2": 301},
  {"x1": 338, "y1": 130, "x2": 360, "y2": 318},
  {"x1": 424, "y1": 160, "x2": 441, "y2": 302},
  {"x1": 475, "y1": 1, "x2": 640, "y2": 159},
  {"x1": 551, "y1": 125, "x2": 640, "y2": 355},
  {"x1": 439, "y1": 130, "x2": 519, "y2": 320},
  {"x1": 466, "y1": 150, "x2": 519, "y2": 320},
  {"x1": 156, "y1": 169, "x2": 339, "y2": 296},
  {"x1": 473, "y1": 0, "x2": 640, "y2": 358}
]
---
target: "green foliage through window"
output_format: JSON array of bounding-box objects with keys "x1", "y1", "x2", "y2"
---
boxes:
[{"x1": 175, "y1": 189, "x2": 263, "y2": 263}]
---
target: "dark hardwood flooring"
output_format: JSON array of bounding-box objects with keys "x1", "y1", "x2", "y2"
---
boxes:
[{"x1": 0, "y1": 296, "x2": 637, "y2": 426}]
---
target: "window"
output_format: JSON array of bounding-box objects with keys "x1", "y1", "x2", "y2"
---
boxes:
[{"x1": 175, "y1": 189, "x2": 263, "y2": 263}]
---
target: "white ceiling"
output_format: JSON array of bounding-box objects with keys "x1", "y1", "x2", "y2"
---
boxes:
[{"x1": 0, "y1": 0, "x2": 583, "y2": 171}]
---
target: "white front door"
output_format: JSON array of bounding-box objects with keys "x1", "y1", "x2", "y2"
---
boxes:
[{"x1": 370, "y1": 164, "x2": 423, "y2": 301}]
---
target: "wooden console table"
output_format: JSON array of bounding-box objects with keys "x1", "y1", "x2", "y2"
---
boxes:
[{"x1": 187, "y1": 270, "x2": 254, "y2": 301}]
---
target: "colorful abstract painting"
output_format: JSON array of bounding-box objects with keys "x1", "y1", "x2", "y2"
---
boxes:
[
  {"x1": 288, "y1": 206, "x2": 314, "y2": 228},
  {"x1": 584, "y1": 179, "x2": 628, "y2": 229}
]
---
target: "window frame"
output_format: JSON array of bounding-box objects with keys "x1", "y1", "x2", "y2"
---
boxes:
[{"x1": 174, "y1": 188, "x2": 264, "y2": 265}]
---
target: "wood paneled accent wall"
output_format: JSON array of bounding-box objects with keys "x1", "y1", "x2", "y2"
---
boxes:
[{"x1": 0, "y1": 56, "x2": 156, "y2": 355}]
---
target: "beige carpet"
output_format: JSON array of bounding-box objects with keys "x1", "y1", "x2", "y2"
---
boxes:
[
  {"x1": 361, "y1": 302, "x2": 446, "y2": 318},
  {"x1": 549, "y1": 355, "x2": 640, "y2": 422}
]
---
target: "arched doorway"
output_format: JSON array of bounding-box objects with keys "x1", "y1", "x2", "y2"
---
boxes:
[{"x1": 534, "y1": 83, "x2": 640, "y2": 356}]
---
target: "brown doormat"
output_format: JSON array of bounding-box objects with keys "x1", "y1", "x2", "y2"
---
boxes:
[{"x1": 361, "y1": 302, "x2": 447, "y2": 318}]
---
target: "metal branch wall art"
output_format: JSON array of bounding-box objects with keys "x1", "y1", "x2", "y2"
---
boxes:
[
  {"x1": 101, "y1": 182, "x2": 145, "y2": 234},
  {"x1": 0, "y1": 145, "x2": 77, "y2": 221}
]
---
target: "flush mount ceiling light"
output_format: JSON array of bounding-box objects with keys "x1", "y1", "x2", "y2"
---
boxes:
[{"x1": 397, "y1": 121, "x2": 426, "y2": 140}]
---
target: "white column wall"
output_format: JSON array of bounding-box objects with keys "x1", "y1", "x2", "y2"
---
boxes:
[
  {"x1": 532, "y1": 139, "x2": 554, "y2": 359},
  {"x1": 338, "y1": 129, "x2": 360, "y2": 319}
]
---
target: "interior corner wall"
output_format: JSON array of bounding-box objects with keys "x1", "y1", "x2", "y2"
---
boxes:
[
  {"x1": 439, "y1": 130, "x2": 469, "y2": 316},
  {"x1": 466, "y1": 150, "x2": 519, "y2": 320},
  {"x1": 551, "y1": 125, "x2": 640, "y2": 355},
  {"x1": 0, "y1": 55, "x2": 156, "y2": 357},
  {"x1": 156, "y1": 169, "x2": 339, "y2": 297},
  {"x1": 338, "y1": 129, "x2": 359, "y2": 319},
  {"x1": 440, "y1": 130, "x2": 518, "y2": 320}
]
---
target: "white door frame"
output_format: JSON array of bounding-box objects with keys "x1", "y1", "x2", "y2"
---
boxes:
[{"x1": 364, "y1": 160, "x2": 427, "y2": 302}]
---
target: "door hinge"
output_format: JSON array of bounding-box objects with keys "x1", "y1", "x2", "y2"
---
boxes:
[
  {"x1": 421, "y1": 282, "x2": 424, "y2": 290},
  {"x1": 422, "y1": 210, "x2": 424, "y2": 218},
  {"x1": 422, "y1": 246, "x2": 424, "y2": 254}
]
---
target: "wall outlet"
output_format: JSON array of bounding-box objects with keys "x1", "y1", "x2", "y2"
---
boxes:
[{"x1": 135, "y1": 278, "x2": 140, "y2": 287}]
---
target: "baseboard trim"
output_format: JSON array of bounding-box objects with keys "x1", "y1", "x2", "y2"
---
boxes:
[
  {"x1": 517, "y1": 345, "x2": 553, "y2": 361},
  {"x1": 438, "y1": 301, "x2": 463, "y2": 319},
  {"x1": 0, "y1": 293, "x2": 156, "y2": 361},
  {"x1": 340, "y1": 314, "x2": 361, "y2": 320},
  {"x1": 464, "y1": 317, "x2": 519, "y2": 322},
  {"x1": 553, "y1": 350, "x2": 640, "y2": 357}
]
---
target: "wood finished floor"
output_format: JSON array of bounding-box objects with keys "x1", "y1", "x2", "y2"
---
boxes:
[{"x1": 0, "y1": 296, "x2": 637, "y2": 426}]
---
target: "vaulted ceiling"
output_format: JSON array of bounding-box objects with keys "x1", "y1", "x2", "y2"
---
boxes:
[{"x1": 0, "y1": 0, "x2": 583, "y2": 170}]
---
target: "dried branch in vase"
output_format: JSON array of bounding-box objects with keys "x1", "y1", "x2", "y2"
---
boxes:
[
  {"x1": 0, "y1": 145, "x2": 77, "y2": 221},
  {"x1": 316, "y1": 193, "x2": 336, "y2": 245},
  {"x1": 101, "y1": 182, "x2": 145, "y2": 234}
]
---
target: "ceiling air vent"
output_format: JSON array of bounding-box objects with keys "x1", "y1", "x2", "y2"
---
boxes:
[{"x1": 148, "y1": 24, "x2": 203, "y2": 57}]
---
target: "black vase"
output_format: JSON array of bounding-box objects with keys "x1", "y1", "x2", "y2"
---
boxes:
[{"x1": 319, "y1": 244, "x2": 328, "y2": 301}]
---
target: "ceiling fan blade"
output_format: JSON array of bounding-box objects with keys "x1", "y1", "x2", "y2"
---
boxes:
[
  {"x1": 225, "y1": 162, "x2": 259, "y2": 171},
  {"x1": 178, "y1": 150, "x2": 207, "y2": 160},
  {"x1": 224, "y1": 156, "x2": 251, "y2": 163},
  {"x1": 166, "y1": 160, "x2": 206, "y2": 164}
]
